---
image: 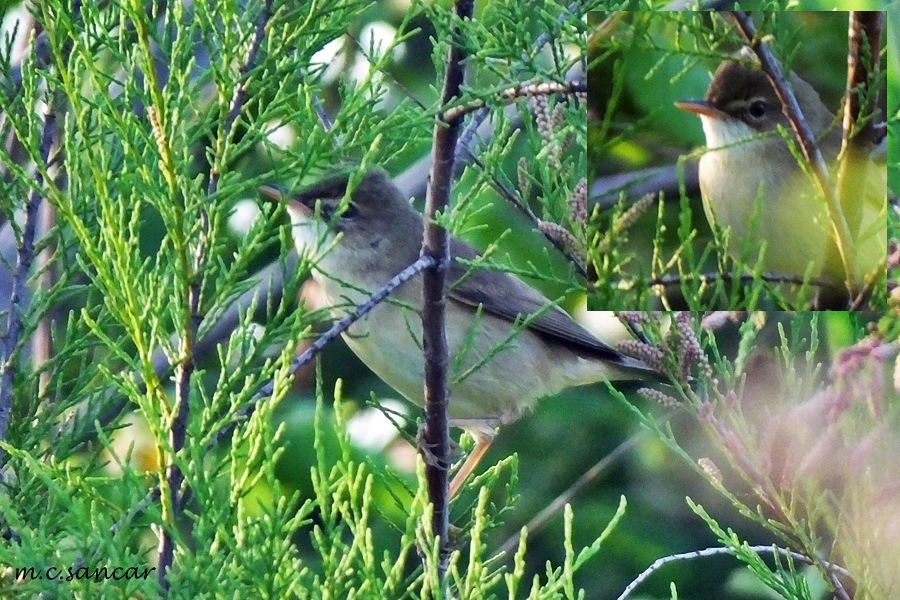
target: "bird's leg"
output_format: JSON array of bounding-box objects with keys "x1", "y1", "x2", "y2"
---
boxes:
[{"x1": 449, "y1": 429, "x2": 495, "y2": 498}]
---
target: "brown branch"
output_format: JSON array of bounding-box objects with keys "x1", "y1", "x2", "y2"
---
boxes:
[
  {"x1": 729, "y1": 11, "x2": 858, "y2": 291},
  {"x1": 840, "y1": 12, "x2": 883, "y2": 155},
  {"x1": 590, "y1": 162, "x2": 700, "y2": 211},
  {"x1": 0, "y1": 107, "x2": 56, "y2": 468},
  {"x1": 106, "y1": 255, "x2": 437, "y2": 562},
  {"x1": 441, "y1": 79, "x2": 586, "y2": 122},
  {"x1": 420, "y1": 0, "x2": 473, "y2": 581},
  {"x1": 835, "y1": 12, "x2": 883, "y2": 239},
  {"x1": 156, "y1": 0, "x2": 274, "y2": 591}
]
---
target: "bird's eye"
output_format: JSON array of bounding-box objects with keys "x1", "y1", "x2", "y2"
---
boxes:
[
  {"x1": 318, "y1": 203, "x2": 334, "y2": 221},
  {"x1": 318, "y1": 201, "x2": 357, "y2": 221},
  {"x1": 748, "y1": 100, "x2": 767, "y2": 118}
]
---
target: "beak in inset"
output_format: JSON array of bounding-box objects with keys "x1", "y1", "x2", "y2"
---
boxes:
[
  {"x1": 259, "y1": 184, "x2": 283, "y2": 203},
  {"x1": 674, "y1": 99, "x2": 727, "y2": 120},
  {"x1": 258, "y1": 185, "x2": 311, "y2": 217}
]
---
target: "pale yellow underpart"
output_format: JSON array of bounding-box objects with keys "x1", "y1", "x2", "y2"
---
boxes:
[
  {"x1": 697, "y1": 115, "x2": 885, "y2": 285},
  {"x1": 290, "y1": 214, "x2": 624, "y2": 436}
]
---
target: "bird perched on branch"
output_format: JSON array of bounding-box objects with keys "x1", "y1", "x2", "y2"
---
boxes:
[
  {"x1": 261, "y1": 168, "x2": 662, "y2": 496},
  {"x1": 676, "y1": 49, "x2": 886, "y2": 307}
]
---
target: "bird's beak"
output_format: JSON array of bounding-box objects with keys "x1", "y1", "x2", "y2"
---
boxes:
[
  {"x1": 259, "y1": 184, "x2": 283, "y2": 203},
  {"x1": 258, "y1": 185, "x2": 312, "y2": 218},
  {"x1": 674, "y1": 99, "x2": 728, "y2": 121}
]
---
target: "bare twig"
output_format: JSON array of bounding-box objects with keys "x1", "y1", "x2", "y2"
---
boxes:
[
  {"x1": 729, "y1": 11, "x2": 858, "y2": 291},
  {"x1": 441, "y1": 79, "x2": 586, "y2": 123},
  {"x1": 643, "y1": 271, "x2": 833, "y2": 290},
  {"x1": 498, "y1": 430, "x2": 647, "y2": 555},
  {"x1": 214, "y1": 255, "x2": 436, "y2": 446},
  {"x1": 0, "y1": 107, "x2": 56, "y2": 468},
  {"x1": 617, "y1": 544, "x2": 853, "y2": 600},
  {"x1": 662, "y1": 0, "x2": 741, "y2": 9},
  {"x1": 156, "y1": 0, "x2": 273, "y2": 591},
  {"x1": 835, "y1": 12, "x2": 883, "y2": 239},
  {"x1": 109, "y1": 255, "x2": 437, "y2": 556},
  {"x1": 420, "y1": 0, "x2": 473, "y2": 581}
]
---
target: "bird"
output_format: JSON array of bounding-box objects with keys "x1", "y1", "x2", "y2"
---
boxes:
[
  {"x1": 261, "y1": 168, "x2": 661, "y2": 496},
  {"x1": 676, "y1": 50, "x2": 885, "y2": 306}
]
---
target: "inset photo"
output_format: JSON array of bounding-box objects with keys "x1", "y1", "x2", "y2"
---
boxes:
[{"x1": 586, "y1": 11, "x2": 887, "y2": 311}]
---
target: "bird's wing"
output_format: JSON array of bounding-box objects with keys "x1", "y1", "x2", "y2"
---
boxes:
[{"x1": 445, "y1": 237, "x2": 654, "y2": 375}]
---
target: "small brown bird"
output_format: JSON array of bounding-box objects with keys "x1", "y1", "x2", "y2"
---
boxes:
[
  {"x1": 676, "y1": 50, "x2": 885, "y2": 302},
  {"x1": 261, "y1": 169, "x2": 660, "y2": 495}
]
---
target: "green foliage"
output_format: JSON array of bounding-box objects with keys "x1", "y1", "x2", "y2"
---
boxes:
[
  {"x1": 888, "y1": 11, "x2": 899, "y2": 307},
  {"x1": 689, "y1": 501, "x2": 826, "y2": 600},
  {"x1": 0, "y1": 1, "x2": 895, "y2": 599},
  {"x1": 610, "y1": 312, "x2": 900, "y2": 598},
  {"x1": 0, "y1": 0, "x2": 620, "y2": 597}
]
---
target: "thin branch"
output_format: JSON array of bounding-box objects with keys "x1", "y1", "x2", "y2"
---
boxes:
[
  {"x1": 835, "y1": 12, "x2": 883, "y2": 240},
  {"x1": 662, "y1": 0, "x2": 741, "y2": 9},
  {"x1": 840, "y1": 12, "x2": 883, "y2": 155},
  {"x1": 642, "y1": 271, "x2": 834, "y2": 289},
  {"x1": 466, "y1": 152, "x2": 589, "y2": 279},
  {"x1": 420, "y1": 0, "x2": 473, "y2": 581},
  {"x1": 0, "y1": 107, "x2": 56, "y2": 468},
  {"x1": 157, "y1": 0, "x2": 273, "y2": 590},
  {"x1": 498, "y1": 429, "x2": 647, "y2": 555},
  {"x1": 106, "y1": 255, "x2": 436, "y2": 555},
  {"x1": 617, "y1": 544, "x2": 853, "y2": 600},
  {"x1": 441, "y1": 79, "x2": 586, "y2": 123},
  {"x1": 729, "y1": 11, "x2": 858, "y2": 291},
  {"x1": 214, "y1": 255, "x2": 436, "y2": 446}
]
